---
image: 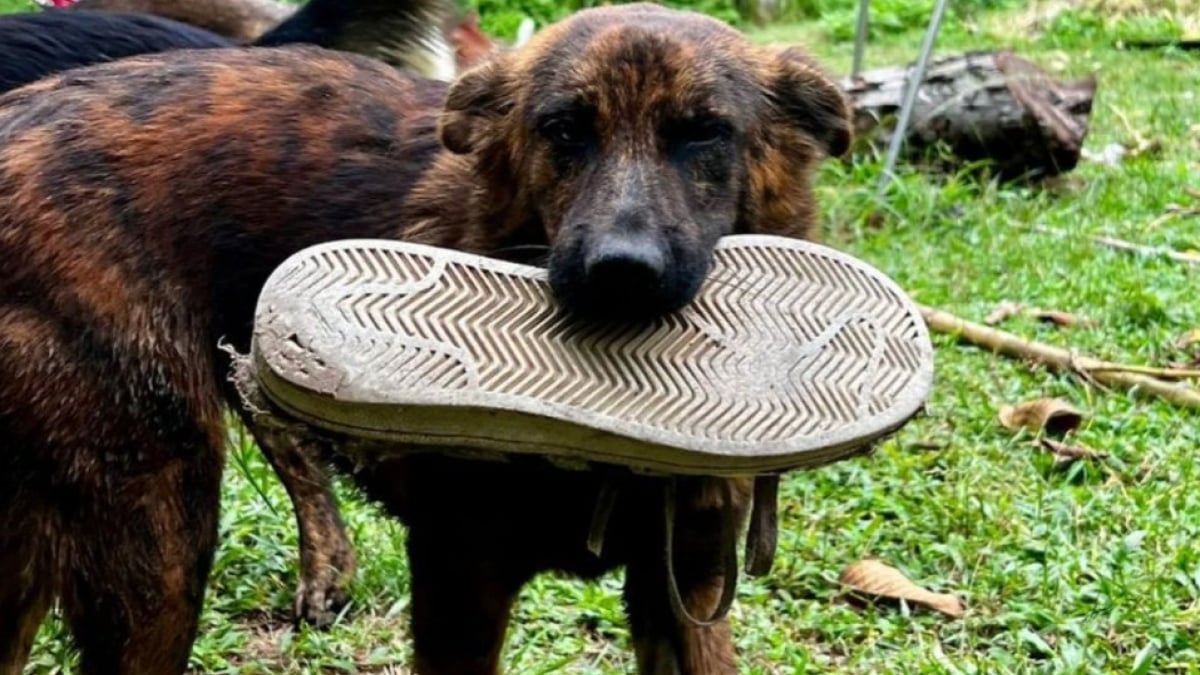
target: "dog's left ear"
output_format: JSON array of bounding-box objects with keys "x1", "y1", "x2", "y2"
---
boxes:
[
  {"x1": 760, "y1": 47, "x2": 852, "y2": 158},
  {"x1": 439, "y1": 58, "x2": 514, "y2": 155}
]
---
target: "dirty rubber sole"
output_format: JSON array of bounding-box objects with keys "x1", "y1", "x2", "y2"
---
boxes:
[{"x1": 250, "y1": 235, "x2": 934, "y2": 476}]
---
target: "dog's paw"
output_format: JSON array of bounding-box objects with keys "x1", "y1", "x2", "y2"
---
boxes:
[
  {"x1": 294, "y1": 574, "x2": 352, "y2": 628},
  {"x1": 293, "y1": 539, "x2": 356, "y2": 628}
]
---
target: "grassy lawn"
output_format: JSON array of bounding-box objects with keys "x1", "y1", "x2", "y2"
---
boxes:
[{"x1": 7, "y1": 0, "x2": 1200, "y2": 672}]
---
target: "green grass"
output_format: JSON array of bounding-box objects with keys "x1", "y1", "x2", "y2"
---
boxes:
[{"x1": 8, "y1": 0, "x2": 1200, "y2": 672}]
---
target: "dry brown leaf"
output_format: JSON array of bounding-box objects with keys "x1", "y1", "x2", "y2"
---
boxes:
[
  {"x1": 1039, "y1": 438, "x2": 1109, "y2": 465},
  {"x1": 1175, "y1": 329, "x2": 1200, "y2": 350},
  {"x1": 1028, "y1": 309, "x2": 1095, "y2": 328},
  {"x1": 985, "y1": 301, "x2": 1023, "y2": 325},
  {"x1": 998, "y1": 398, "x2": 1085, "y2": 435},
  {"x1": 839, "y1": 559, "x2": 964, "y2": 618},
  {"x1": 1173, "y1": 329, "x2": 1200, "y2": 367}
]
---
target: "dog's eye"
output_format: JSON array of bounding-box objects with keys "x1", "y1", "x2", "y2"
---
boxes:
[
  {"x1": 670, "y1": 117, "x2": 733, "y2": 148},
  {"x1": 540, "y1": 117, "x2": 591, "y2": 148}
]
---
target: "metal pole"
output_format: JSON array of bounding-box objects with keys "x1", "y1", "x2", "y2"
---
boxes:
[
  {"x1": 851, "y1": 0, "x2": 871, "y2": 78},
  {"x1": 875, "y1": 0, "x2": 951, "y2": 197}
]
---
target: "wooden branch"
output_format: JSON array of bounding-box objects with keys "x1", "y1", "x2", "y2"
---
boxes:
[{"x1": 919, "y1": 304, "x2": 1200, "y2": 410}]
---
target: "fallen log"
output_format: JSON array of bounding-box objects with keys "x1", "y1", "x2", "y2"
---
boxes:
[{"x1": 840, "y1": 50, "x2": 1098, "y2": 180}]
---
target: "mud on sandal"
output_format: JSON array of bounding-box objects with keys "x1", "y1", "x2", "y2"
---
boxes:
[{"x1": 230, "y1": 234, "x2": 934, "y2": 626}]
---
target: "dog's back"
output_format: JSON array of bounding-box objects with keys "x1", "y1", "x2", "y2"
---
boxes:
[
  {"x1": 0, "y1": 46, "x2": 445, "y2": 673},
  {"x1": 0, "y1": 10, "x2": 232, "y2": 92}
]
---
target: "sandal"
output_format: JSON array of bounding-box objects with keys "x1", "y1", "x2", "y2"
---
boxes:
[{"x1": 247, "y1": 235, "x2": 933, "y2": 477}]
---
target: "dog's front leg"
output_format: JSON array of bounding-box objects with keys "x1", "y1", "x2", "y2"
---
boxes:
[
  {"x1": 248, "y1": 425, "x2": 357, "y2": 627},
  {"x1": 624, "y1": 477, "x2": 750, "y2": 675},
  {"x1": 406, "y1": 521, "x2": 530, "y2": 675}
]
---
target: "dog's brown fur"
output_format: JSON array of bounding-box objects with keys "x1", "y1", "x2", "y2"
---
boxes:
[{"x1": 0, "y1": 4, "x2": 850, "y2": 673}]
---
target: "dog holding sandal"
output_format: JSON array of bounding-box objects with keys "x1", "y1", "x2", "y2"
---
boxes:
[{"x1": 0, "y1": 3, "x2": 930, "y2": 673}]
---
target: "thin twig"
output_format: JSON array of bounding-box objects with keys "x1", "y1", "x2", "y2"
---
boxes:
[
  {"x1": 1027, "y1": 224, "x2": 1200, "y2": 265},
  {"x1": 1039, "y1": 438, "x2": 1108, "y2": 463},
  {"x1": 919, "y1": 304, "x2": 1200, "y2": 411},
  {"x1": 1081, "y1": 364, "x2": 1200, "y2": 380}
]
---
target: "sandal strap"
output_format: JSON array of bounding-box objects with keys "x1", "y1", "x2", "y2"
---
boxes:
[
  {"x1": 663, "y1": 478, "x2": 739, "y2": 627},
  {"x1": 586, "y1": 478, "x2": 621, "y2": 557},
  {"x1": 743, "y1": 475, "x2": 780, "y2": 576}
]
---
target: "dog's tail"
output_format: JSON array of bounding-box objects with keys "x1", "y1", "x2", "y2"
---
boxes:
[
  {"x1": 55, "y1": 0, "x2": 294, "y2": 42},
  {"x1": 253, "y1": 0, "x2": 457, "y2": 81}
]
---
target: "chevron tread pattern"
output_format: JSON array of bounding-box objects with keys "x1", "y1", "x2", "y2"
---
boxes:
[{"x1": 254, "y1": 237, "x2": 932, "y2": 455}]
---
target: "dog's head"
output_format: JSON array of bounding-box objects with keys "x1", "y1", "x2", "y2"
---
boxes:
[{"x1": 439, "y1": 3, "x2": 850, "y2": 320}]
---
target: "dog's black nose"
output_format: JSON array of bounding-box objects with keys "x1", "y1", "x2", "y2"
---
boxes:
[
  {"x1": 550, "y1": 228, "x2": 708, "y2": 322},
  {"x1": 584, "y1": 235, "x2": 666, "y2": 296},
  {"x1": 560, "y1": 232, "x2": 679, "y2": 320}
]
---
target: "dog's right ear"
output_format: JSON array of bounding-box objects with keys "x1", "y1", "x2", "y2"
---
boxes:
[{"x1": 439, "y1": 59, "x2": 514, "y2": 155}]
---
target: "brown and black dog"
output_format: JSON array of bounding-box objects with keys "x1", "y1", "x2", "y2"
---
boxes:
[{"x1": 0, "y1": 3, "x2": 850, "y2": 673}]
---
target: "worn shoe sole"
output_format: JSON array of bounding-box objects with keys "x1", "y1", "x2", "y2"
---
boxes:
[{"x1": 250, "y1": 235, "x2": 934, "y2": 476}]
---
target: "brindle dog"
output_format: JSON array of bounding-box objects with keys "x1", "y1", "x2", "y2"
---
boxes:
[{"x1": 0, "y1": 4, "x2": 850, "y2": 673}]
